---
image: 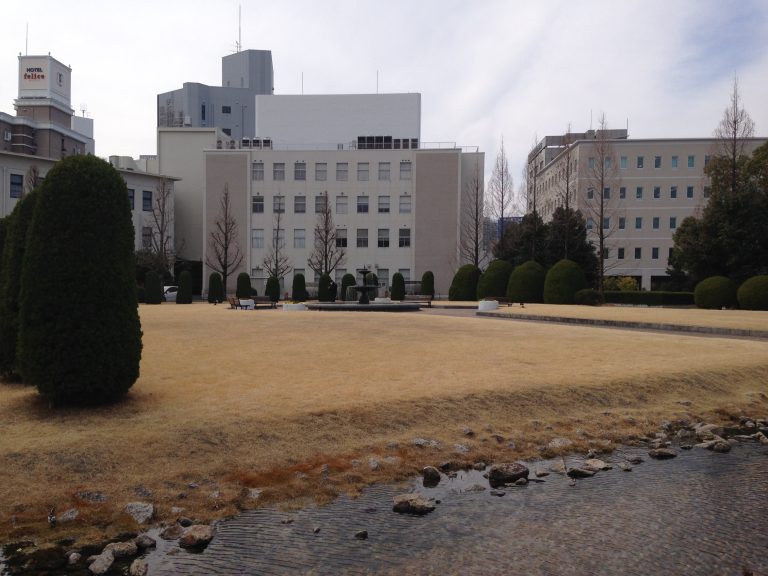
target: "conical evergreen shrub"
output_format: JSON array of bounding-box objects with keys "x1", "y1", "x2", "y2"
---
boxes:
[
  {"x1": 208, "y1": 272, "x2": 224, "y2": 303},
  {"x1": 506, "y1": 260, "x2": 545, "y2": 303},
  {"x1": 341, "y1": 273, "x2": 356, "y2": 301},
  {"x1": 266, "y1": 276, "x2": 280, "y2": 302},
  {"x1": 318, "y1": 273, "x2": 333, "y2": 302},
  {"x1": 391, "y1": 272, "x2": 406, "y2": 300},
  {"x1": 144, "y1": 271, "x2": 163, "y2": 304},
  {"x1": 477, "y1": 260, "x2": 513, "y2": 299},
  {"x1": 449, "y1": 264, "x2": 482, "y2": 301},
  {"x1": 421, "y1": 270, "x2": 435, "y2": 298},
  {"x1": 543, "y1": 259, "x2": 587, "y2": 304},
  {"x1": 176, "y1": 270, "x2": 193, "y2": 304},
  {"x1": 236, "y1": 272, "x2": 252, "y2": 298},
  {"x1": 292, "y1": 273, "x2": 307, "y2": 301}
]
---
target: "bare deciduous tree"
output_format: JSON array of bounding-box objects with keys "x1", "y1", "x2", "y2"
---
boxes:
[
  {"x1": 307, "y1": 191, "x2": 345, "y2": 276},
  {"x1": 460, "y1": 160, "x2": 487, "y2": 268},
  {"x1": 206, "y1": 183, "x2": 243, "y2": 294},
  {"x1": 23, "y1": 165, "x2": 40, "y2": 196},
  {"x1": 262, "y1": 206, "x2": 291, "y2": 280},
  {"x1": 552, "y1": 126, "x2": 578, "y2": 258},
  {"x1": 486, "y1": 137, "x2": 514, "y2": 251},
  {"x1": 149, "y1": 177, "x2": 176, "y2": 278},
  {"x1": 714, "y1": 76, "x2": 755, "y2": 195}
]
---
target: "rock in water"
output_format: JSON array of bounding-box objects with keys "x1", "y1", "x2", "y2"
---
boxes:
[
  {"x1": 88, "y1": 549, "x2": 114, "y2": 575},
  {"x1": 584, "y1": 458, "x2": 612, "y2": 471},
  {"x1": 422, "y1": 466, "x2": 441, "y2": 488},
  {"x1": 129, "y1": 558, "x2": 148, "y2": 576},
  {"x1": 488, "y1": 463, "x2": 529, "y2": 487},
  {"x1": 179, "y1": 525, "x2": 214, "y2": 549},
  {"x1": 134, "y1": 534, "x2": 156, "y2": 549},
  {"x1": 104, "y1": 540, "x2": 138, "y2": 559},
  {"x1": 566, "y1": 468, "x2": 596, "y2": 479},
  {"x1": 649, "y1": 448, "x2": 677, "y2": 459},
  {"x1": 712, "y1": 441, "x2": 731, "y2": 453},
  {"x1": 160, "y1": 523, "x2": 185, "y2": 540},
  {"x1": 355, "y1": 530, "x2": 368, "y2": 540},
  {"x1": 392, "y1": 494, "x2": 436, "y2": 515}
]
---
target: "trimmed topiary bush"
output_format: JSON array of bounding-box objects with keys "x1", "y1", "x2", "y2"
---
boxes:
[
  {"x1": 18, "y1": 155, "x2": 141, "y2": 405},
  {"x1": 365, "y1": 272, "x2": 378, "y2": 288},
  {"x1": 236, "y1": 272, "x2": 252, "y2": 299},
  {"x1": 694, "y1": 276, "x2": 737, "y2": 309},
  {"x1": 144, "y1": 271, "x2": 163, "y2": 304},
  {"x1": 603, "y1": 276, "x2": 639, "y2": 291},
  {"x1": 391, "y1": 272, "x2": 406, "y2": 300},
  {"x1": 421, "y1": 271, "x2": 435, "y2": 298},
  {"x1": 477, "y1": 260, "x2": 513, "y2": 300},
  {"x1": 574, "y1": 288, "x2": 604, "y2": 306},
  {"x1": 292, "y1": 273, "x2": 307, "y2": 301},
  {"x1": 176, "y1": 270, "x2": 193, "y2": 304},
  {"x1": 341, "y1": 273, "x2": 356, "y2": 301},
  {"x1": 543, "y1": 259, "x2": 587, "y2": 304},
  {"x1": 318, "y1": 273, "x2": 333, "y2": 302},
  {"x1": 136, "y1": 286, "x2": 146, "y2": 304},
  {"x1": 737, "y1": 275, "x2": 768, "y2": 310},
  {"x1": 506, "y1": 260, "x2": 545, "y2": 304},
  {"x1": 265, "y1": 276, "x2": 280, "y2": 302},
  {"x1": 208, "y1": 272, "x2": 224, "y2": 303},
  {"x1": 449, "y1": 264, "x2": 482, "y2": 301}
]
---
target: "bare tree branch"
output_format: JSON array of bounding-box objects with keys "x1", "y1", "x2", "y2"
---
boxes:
[
  {"x1": 262, "y1": 207, "x2": 292, "y2": 280},
  {"x1": 713, "y1": 76, "x2": 755, "y2": 195},
  {"x1": 206, "y1": 183, "x2": 244, "y2": 293},
  {"x1": 486, "y1": 137, "x2": 515, "y2": 251},
  {"x1": 460, "y1": 160, "x2": 487, "y2": 268},
  {"x1": 307, "y1": 191, "x2": 345, "y2": 276},
  {"x1": 149, "y1": 177, "x2": 176, "y2": 278}
]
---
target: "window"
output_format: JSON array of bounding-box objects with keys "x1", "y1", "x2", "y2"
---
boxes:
[
  {"x1": 619, "y1": 186, "x2": 626, "y2": 199},
  {"x1": 602, "y1": 217, "x2": 610, "y2": 229},
  {"x1": 652, "y1": 247, "x2": 659, "y2": 260},
  {"x1": 378, "y1": 228, "x2": 389, "y2": 248},
  {"x1": 336, "y1": 195, "x2": 348, "y2": 214},
  {"x1": 378, "y1": 195, "x2": 390, "y2": 213},
  {"x1": 357, "y1": 195, "x2": 369, "y2": 213},
  {"x1": 653, "y1": 186, "x2": 661, "y2": 199},
  {"x1": 603, "y1": 187, "x2": 610, "y2": 199},
  {"x1": 635, "y1": 217, "x2": 643, "y2": 229},
  {"x1": 222, "y1": 128, "x2": 231, "y2": 136},
  {"x1": 252, "y1": 161, "x2": 264, "y2": 180},
  {"x1": 294, "y1": 195, "x2": 306, "y2": 214},
  {"x1": 588, "y1": 157, "x2": 596, "y2": 170},
  {"x1": 357, "y1": 162, "x2": 369, "y2": 181},
  {"x1": 315, "y1": 162, "x2": 327, "y2": 181},
  {"x1": 703, "y1": 186, "x2": 711, "y2": 198},
  {"x1": 652, "y1": 217, "x2": 660, "y2": 229},
  {"x1": 273, "y1": 195, "x2": 285, "y2": 213},
  {"x1": 273, "y1": 163, "x2": 285, "y2": 181},
  {"x1": 619, "y1": 217, "x2": 626, "y2": 230},
  {"x1": 637, "y1": 156, "x2": 644, "y2": 169},
  {"x1": 586, "y1": 217, "x2": 594, "y2": 230},
  {"x1": 620, "y1": 156, "x2": 628, "y2": 169},
  {"x1": 252, "y1": 195, "x2": 264, "y2": 213},
  {"x1": 294, "y1": 228, "x2": 305, "y2": 249},
  {"x1": 654, "y1": 156, "x2": 662, "y2": 169},
  {"x1": 686, "y1": 186, "x2": 694, "y2": 198},
  {"x1": 272, "y1": 229, "x2": 285, "y2": 249},
  {"x1": 142, "y1": 226, "x2": 152, "y2": 249},
  {"x1": 400, "y1": 161, "x2": 412, "y2": 180},
  {"x1": 9, "y1": 174, "x2": 23, "y2": 198},
  {"x1": 315, "y1": 194, "x2": 328, "y2": 213},
  {"x1": 336, "y1": 162, "x2": 348, "y2": 181},
  {"x1": 669, "y1": 247, "x2": 674, "y2": 260},
  {"x1": 603, "y1": 248, "x2": 610, "y2": 259},
  {"x1": 604, "y1": 157, "x2": 612, "y2": 170},
  {"x1": 636, "y1": 186, "x2": 643, "y2": 199},
  {"x1": 142, "y1": 190, "x2": 152, "y2": 211},
  {"x1": 688, "y1": 155, "x2": 695, "y2": 168},
  {"x1": 398, "y1": 268, "x2": 411, "y2": 282},
  {"x1": 251, "y1": 229, "x2": 264, "y2": 248},
  {"x1": 634, "y1": 247, "x2": 642, "y2": 259},
  {"x1": 127, "y1": 189, "x2": 134, "y2": 210},
  {"x1": 335, "y1": 268, "x2": 346, "y2": 284},
  {"x1": 222, "y1": 105, "x2": 231, "y2": 114},
  {"x1": 357, "y1": 228, "x2": 368, "y2": 248},
  {"x1": 336, "y1": 228, "x2": 347, "y2": 247},
  {"x1": 670, "y1": 216, "x2": 677, "y2": 229},
  {"x1": 587, "y1": 188, "x2": 595, "y2": 200},
  {"x1": 618, "y1": 247, "x2": 625, "y2": 260},
  {"x1": 378, "y1": 162, "x2": 390, "y2": 181},
  {"x1": 399, "y1": 195, "x2": 411, "y2": 213},
  {"x1": 671, "y1": 156, "x2": 678, "y2": 168},
  {"x1": 670, "y1": 186, "x2": 677, "y2": 199},
  {"x1": 704, "y1": 155, "x2": 711, "y2": 167},
  {"x1": 294, "y1": 162, "x2": 306, "y2": 181},
  {"x1": 399, "y1": 228, "x2": 411, "y2": 247},
  {"x1": 377, "y1": 269, "x2": 389, "y2": 289}
]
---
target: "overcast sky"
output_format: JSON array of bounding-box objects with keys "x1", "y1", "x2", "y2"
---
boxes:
[{"x1": 1, "y1": 0, "x2": 767, "y2": 188}]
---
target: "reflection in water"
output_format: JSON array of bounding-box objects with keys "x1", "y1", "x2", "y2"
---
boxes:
[{"x1": 146, "y1": 444, "x2": 768, "y2": 575}]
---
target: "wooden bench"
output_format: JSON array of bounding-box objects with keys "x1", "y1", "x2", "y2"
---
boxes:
[
  {"x1": 403, "y1": 294, "x2": 433, "y2": 308},
  {"x1": 229, "y1": 297, "x2": 245, "y2": 309},
  {"x1": 229, "y1": 296, "x2": 276, "y2": 309},
  {"x1": 251, "y1": 296, "x2": 277, "y2": 309}
]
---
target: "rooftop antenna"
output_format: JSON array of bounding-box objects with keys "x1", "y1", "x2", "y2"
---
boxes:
[{"x1": 80, "y1": 103, "x2": 87, "y2": 117}]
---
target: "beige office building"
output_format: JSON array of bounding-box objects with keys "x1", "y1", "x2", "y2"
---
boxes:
[{"x1": 527, "y1": 130, "x2": 766, "y2": 289}]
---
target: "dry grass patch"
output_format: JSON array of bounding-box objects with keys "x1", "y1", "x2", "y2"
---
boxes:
[{"x1": 1, "y1": 303, "x2": 767, "y2": 545}]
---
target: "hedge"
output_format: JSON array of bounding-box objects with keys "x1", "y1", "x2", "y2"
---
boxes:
[
  {"x1": 506, "y1": 260, "x2": 545, "y2": 303},
  {"x1": 737, "y1": 275, "x2": 768, "y2": 310},
  {"x1": 543, "y1": 259, "x2": 586, "y2": 304},
  {"x1": 421, "y1": 271, "x2": 435, "y2": 298},
  {"x1": 574, "y1": 288, "x2": 604, "y2": 306},
  {"x1": 266, "y1": 276, "x2": 280, "y2": 302},
  {"x1": 602, "y1": 291, "x2": 695, "y2": 306},
  {"x1": 694, "y1": 276, "x2": 737, "y2": 309},
  {"x1": 208, "y1": 272, "x2": 224, "y2": 303},
  {"x1": 236, "y1": 272, "x2": 252, "y2": 299},
  {"x1": 449, "y1": 264, "x2": 482, "y2": 301},
  {"x1": 477, "y1": 260, "x2": 513, "y2": 299},
  {"x1": 176, "y1": 270, "x2": 193, "y2": 304},
  {"x1": 144, "y1": 271, "x2": 163, "y2": 304},
  {"x1": 292, "y1": 273, "x2": 307, "y2": 301},
  {"x1": 391, "y1": 272, "x2": 406, "y2": 300}
]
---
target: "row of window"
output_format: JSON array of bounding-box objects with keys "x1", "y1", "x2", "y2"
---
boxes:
[
  {"x1": 586, "y1": 185, "x2": 710, "y2": 201},
  {"x1": 127, "y1": 189, "x2": 154, "y2": 211},
  {"x1": 589, "y1": 154, "x2": 711, "y2": 170},
  {"x1": 610, "y1": 246, "x2": 673, "y2": 261},
  {"x1": 253, "y1": 194, "x2": 412, "y2": 215},
  {"x1": 252, "y1": 161, "x2": 412, "y2": 182},
  {"x1": 587, "y1": 216, "x2": 680, "y2": 231},
  {"x1": 251, "y1": 267, "x2": 412, "y2": 286},
  {"x1": 251, "y1": 227, "x2": 411, "y2": 249}
]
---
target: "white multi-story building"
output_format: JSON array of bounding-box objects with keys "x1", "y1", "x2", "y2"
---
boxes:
[{"x1": 527, "y1": 130, "x2": 766, "y2": 289}]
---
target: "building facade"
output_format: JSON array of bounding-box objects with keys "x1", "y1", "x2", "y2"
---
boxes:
[{"x1": 527, "y1": 130, "x2": 766, "y2": 289}]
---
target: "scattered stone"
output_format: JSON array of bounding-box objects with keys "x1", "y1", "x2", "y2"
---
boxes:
[
  {"x1": 626, "y1": 455, "x2": 644, "y2": 465},
  {"x1": 453, "y1": 443, "x2": 470, "y2": 454},
  {"x1": 548, "y1": 462, "x2": 567, "y2": 475},
  {"x1": 350, "y1": 459, "x2": 361, "y2": 467},
  {"x1": 368, "y1": 458, "x2": 380, "y2": 471},
  {"x1": 176, "y1": 492, "x2": 187, "y2": 500},
  {"x1": 463, "y1": 484, "x2": 487, "y2": 493},
  {"x1": 68, "y1": 552, "x2": 81, "y2": 565},
  {"x1": 178, "y1": 517, "x2": 193, "y2": 527},
  {"x1": 463, "y1": 427, "x2": 475, "y2": 437},
  {"x1": 472, "y1": 461, "x2": 487, "y2": 471},
  {"x1": 134, "y1": 485, "x2": 153, "y2": 498},
  {"x1": 676, "y1": 429, "x2": 696, "y2": 442},
  {"x1": 514, "y1": 477, "x2": 528, "y2": 486},
  {"x1": 566, "y1": 468, "x2": 596, "y2": 478},
  {"x1": 649, "y1": 448, "x2": 677, "y2": 459},
  {"x1": 586, "y1": 449, "x2": 599, "y2": 459},
  {"x1": 547, "y1": 437, "x2": 573, "y2": 449},
  {"x1": 166, "y1": 548, "x2": 179, "y2": 556},
  {"x1": 534, "y1": 468, "x2": 549, "y2": 477},
  {"x1": 188, "y1": 482, "x2": 199, "y2": 489},
  {"x1": 59, "y1": 508, "x2": 79, "y2": 523},
  {"x1": 248, "y1": 488, "x2": 263, "y2": 500},
  {"x1": 171, "y1": 506, "x2": 185, "y2": 514},
  {"x1": 412, "y1": 438, "x2": 439, "y2": 448},
  {"x1": 488, "y1": 463, "x2": 529, "y2": 487},
  {"x1": 506, "y1": 441, "x2": 516, "y2": 450},
  {"x1": 281, "y1": 518, "x2": 295, "y2": 524},
  {"x1": 354, "y1": 530, "x2": 368, "y2": 540},
  {"x1": 76, "y1": 491, "x2": 106, "y2": 504},
  {"x1": 695, "y1": 440, "x2": 718, "y2": 450},
  {"x1": 124, "y1": 502, "x2": 154, "y2": 524},
  {"x1": 320, "y1": 463, "x2": 330, "y2": 478},
  {"x1": 129, "y1": 558, "x2": 148, "y2": 576},
  {"x1": 695, "y1": 424, "x2": 724, "y2": 440},
  {"x1": 313, "y1": 527, "x2": 321, "y2": 534},
  {"x1": 386, "y1": 441, "x2": 399, "y2": 450},
  {"x1": 677, "y1": 399, "x2": 692, "y2": 406},
  {"x1": 680, "y1": 444, "x2": 693, "y2": 450},
  {"x1": 104, "y1": 540, "x2": 138, "y2": 559},
  {"x1": 160, "y1": 524, "x2": 184, "y2": 540},
  {"x1": 755, "y1": 432, "x2": 768, "y2": 445},
  {"x1": 179, "y1": 525, "x2": 214, "y2": 549},
  {"x1": 422, "y1": 466, "x2": 441, "y2": 488},
  {"x1": 490, "y1": 490, "x2": 505, "y2": 497},
  {"x1": 439, "y1": 460, "x2": 471, "y2": 472},
  {"x1": 618, "y1": 462, "x2": 632, "y2": 472},
  {"x1": 584, "y1": 458, "x2": 612, "y2": 471},
  {"x1": 295, "y1": 472, "x2": 308, "y2": 481},
  {"x1": 712, "y1": 441, "x2": 731, "y2": 453},
  {"x1": 88, "y1": 549, "x2": 114, "y2": 575},
  {"x1": 134, "y1": 534, "x2": 156, "y2": 549},
  {"x1": 392, "y1": 493, "x2": 436, "y2": 515},
  {"x1": 382, "y1": 456, "x2": 401, "y2": 465},
  {"x1": 490, "y1": 434, "x2": 505, "y2": 444},
  {"x1": 210, "y1": 490, "x2": 221, "y2": 499}
]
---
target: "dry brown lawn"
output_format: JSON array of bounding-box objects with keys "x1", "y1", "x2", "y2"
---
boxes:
[{"x1": 2, "y1": 303, "x2": 767, "y2": 545}]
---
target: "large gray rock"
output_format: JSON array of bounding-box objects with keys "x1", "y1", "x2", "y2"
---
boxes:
[
  {"x1": 547, "y1": 437, "x2": 573, "y2": 449},
  {"x1": 160, "y1": 523, "x2": 185, "y2": 540},
  {"x1": 88, "y1": 549, "x2": 114, "y2": 575},
  {"x1": 129, "y1": 558, "x2": 148, "y2": 576},
  {"x1": 566, "y1": 468, "x2": 596, "y2": 478},
  {"x1": 392, "y1": 493, "x2": 436, "y2": 515},
  {"x1": 134, "y1": 534, "x2": 156, "y2": 549},
  {"x1": 422, "y1": 466, "x2": 441, "y2": 487},
  {"x1": 59, "y1": 508, "x2": 79, "y2": 523},
  {"x1": 649, "y1": 448, "x2": 677, "y2": 459},
  {"x1": 488, "y1": 463, "x2": 529, "y2": 487},
  {"x1": 104, "y1": 540, "x2": 138, "y2": 559},
  {"x1": 712, "y1": 441, "x2": 731, "y2": 453},
  {"x1": 584, "y1": 458, "x2": 612, "y2": 471},
  {"x1": 124, "y1": 502, "x2": 154, "y2": 524},
  {"x1": 179, "y1": 525, "x2": 214, "y2": 549}
]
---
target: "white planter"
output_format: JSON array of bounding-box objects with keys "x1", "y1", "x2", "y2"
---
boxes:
[
  {"x1": 374, "y1": 297, "x2": 392, "y2": 303},
  {"x1": 478, "y1": 300, "x2": 499, "y2": 311},
  {"x1": 282, "y1": 303, "x2": 308, "y2": 311}
]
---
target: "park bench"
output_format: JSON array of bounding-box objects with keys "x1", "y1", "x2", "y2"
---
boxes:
[
  {"x1": 402, "y1": 294, "x2": 433, "y2": 308},
  {"x1": 251, "y1": 296, "x2": 277, "y2": 309}
]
